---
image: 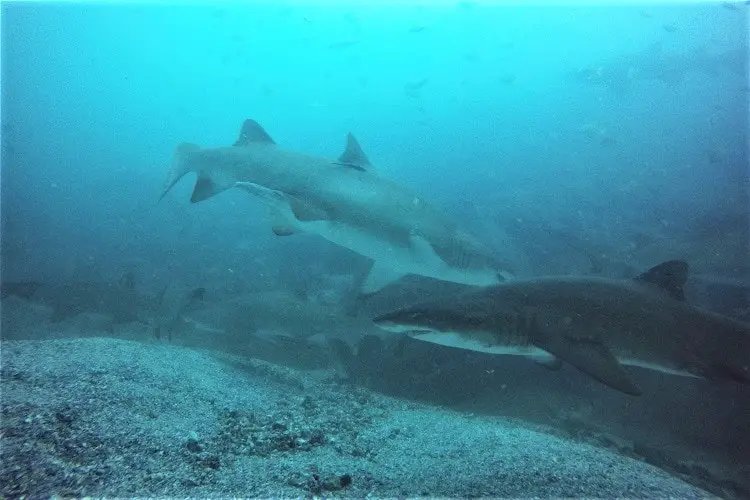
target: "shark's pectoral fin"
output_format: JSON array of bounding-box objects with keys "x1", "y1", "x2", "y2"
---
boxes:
[
  {"x1": 529, "y1": 352, "x2": 563, "y2": 371},
  {"x1": 361, "y1": 262, "x2": 406, "y2": 294},
  {"x1": 267, "y1": 198, "x2": 299, "y2": 236},
  {"x1": 531, "y1": 325, "x2": 642, "y2": 396}
]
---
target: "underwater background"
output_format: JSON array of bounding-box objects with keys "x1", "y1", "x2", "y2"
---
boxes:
[{"x1": 1, "y1": 1, "x2": 749, "y2": 498}]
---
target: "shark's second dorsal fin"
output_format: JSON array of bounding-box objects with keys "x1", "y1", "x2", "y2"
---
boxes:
[
  {"x1": 634, "y1": 260, "x2": 688, "y2": 301},
  {"x1": 234, "y1": 119, "x2": 275, "y2": 146},
  {"x1": 336, "y1": 132, "x2": 372, "y2": 170}
]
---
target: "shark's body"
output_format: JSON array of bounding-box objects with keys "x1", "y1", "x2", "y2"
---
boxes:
[
  {"x1": 0, "y1": 280, "x2": 205, "y2": 341},
  {"x1": 161, "y1": 119, "x2": 512, "y2": 292},
  {"x1": 572, "y1": 43, "x2": 746, "y2": 94},
  {"x1": 374, "y1": 261, "x2": 750, "y2": 395},
  {"x1": 179, "y1": 291, "x2": 385, "y2": 376}
]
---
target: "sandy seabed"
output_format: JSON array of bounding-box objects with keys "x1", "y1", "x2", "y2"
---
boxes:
[{"x1": 0, "y1": 334, "x2": 713, "y2": 498}]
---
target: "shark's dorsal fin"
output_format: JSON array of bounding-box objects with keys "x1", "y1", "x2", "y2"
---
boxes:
[
  {"x1": 335, "y1": 132, "x2": 373, "y2": 170},
  {"x1": 234, "y1": 119, "x2": 275, "y2": 146},
  {"x1": 634, "y1": 260, "x2": 688, "y2": 301}
]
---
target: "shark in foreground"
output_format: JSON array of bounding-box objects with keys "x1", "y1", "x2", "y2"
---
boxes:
[
  {"x1": 373, "y1": 260, "x2": 750, "y2": 395},
  {"x1": 161, "y1": 119, "x2": 513, "y2": 293}
]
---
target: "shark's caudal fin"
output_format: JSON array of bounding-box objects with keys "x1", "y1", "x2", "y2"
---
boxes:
[
  {"x1": 234, "y1": 119, "x2": 276, "y2": 146},
  {"x1": 634, "y1": 260, "x2": 688, "y2": 301},
  {"x1": 335, "y1": 133, "x2": 373, "y2": 171},
  {"x1": 160, "y1": 143, "x2": 200, "y2": 201}
]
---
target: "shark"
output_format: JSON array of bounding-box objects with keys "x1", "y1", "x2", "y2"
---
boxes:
[
  {"x1": 572, "y1": 42, "x2": 746, "y2": 95},
  {"x1": 373, "y1": 260, "x2": 750, "y2": 396},
  {"x1": 177, "y1": 290, "x2": 386, "y2": 376},
  {"x1": 160, "y1": 119, "x2": 514, "y2": 293}
]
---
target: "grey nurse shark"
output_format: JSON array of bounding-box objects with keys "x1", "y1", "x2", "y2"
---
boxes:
[
  {"x1": 374, "y1": 261, "x2": 750, "y2": 395},
  {"x1": 572, "y1": 42, "x2": 746, "y2": 95},
  {"x1": 160, "y1": 119, "x2": 513, "y2": 293}
]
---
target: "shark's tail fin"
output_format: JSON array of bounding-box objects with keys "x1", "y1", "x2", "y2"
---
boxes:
[{"x1": 159, "y1": 142, "x2": 200, "y2": 201}]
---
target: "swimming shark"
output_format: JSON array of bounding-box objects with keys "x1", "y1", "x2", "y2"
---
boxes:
[
  {"x1": 0, "y1": 279, "x2": 205, "y2": 337},
  {"x1": 177, "y1": 290, "x2": 385, "y2": 376},
  {"x1": 572, "y1": 42, "x2": 746, "y2": 95},
  {"x1": 160, "y1": 119, "x2": 513, "y2": 293},
  {"x1": 373, "y1": 260, "x2": 750, "y2": 396}
]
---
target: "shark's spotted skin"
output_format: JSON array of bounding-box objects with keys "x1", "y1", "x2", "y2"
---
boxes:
[
  {"x1": 374, "y1": 261, "x2": 750, "y2": 396},
  {"x1": 161, "y1": 119, "x2": 514, "y2": 293}
]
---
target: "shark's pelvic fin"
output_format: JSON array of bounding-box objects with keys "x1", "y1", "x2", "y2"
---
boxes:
[
  {"x1": 268, "y1": 198, "x2": 300, "y2": 236},
  {"x1": 409, "y1": 234, "x2": 447, "y2": 270},
  {"x1": 234, "y1": 119, "x2": 276, "y2": 147},
  {"x1": 160, "y1": 142, "x2": 200, "y2": 201},
  {"x1": 335, "y1": 132, "x2": 373, "y2": 171},
  {"x1": 634, "y1": 260, "x2": 688, "y2": 301}
]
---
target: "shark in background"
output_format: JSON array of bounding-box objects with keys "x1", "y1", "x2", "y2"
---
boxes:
[
  {"x1": 374, "y1": 260, "x2": 750, "y2": 396},
  {"x1": 160, "y1": 119, "x2": 516, "y2": 293},
  {"x1": 571, "y1": 42, "x2": 747, "y2": 94},
  {"x1": 0, "y1": 277, "x2": 206, "y2": 341}
]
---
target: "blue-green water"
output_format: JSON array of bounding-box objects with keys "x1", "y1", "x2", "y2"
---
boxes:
[{"x1": 1, "y1": 2, "x2": 748, "y2": 498}]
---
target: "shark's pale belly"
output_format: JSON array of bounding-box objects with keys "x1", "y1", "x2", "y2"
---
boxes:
[
  {"x1": 237, "y1": 180, "x2": 501, "y2": 291},
  {"x1": 410, "y1": 330, "x2": 699, "y2": 378},
  {"x1": 298, "y1": 218, "x2": 501, "y2": 289}
]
